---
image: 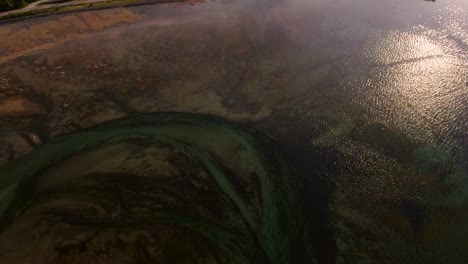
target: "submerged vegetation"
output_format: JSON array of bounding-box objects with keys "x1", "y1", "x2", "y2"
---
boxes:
[{"x1": 0, "y1": 112, "x2": 315, "y2": 263}]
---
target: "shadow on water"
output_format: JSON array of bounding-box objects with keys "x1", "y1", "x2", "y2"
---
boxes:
[
  {"x1": 256, "y1": 112, "x2": 339, "y2": 264},
  {"x1": 280, "y1": 144, "x2": 339, "y2": 264}
]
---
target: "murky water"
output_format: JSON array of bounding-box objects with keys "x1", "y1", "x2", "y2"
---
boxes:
[{"x1": 0, "y1": 0, "x2": 467, "y2": 263}]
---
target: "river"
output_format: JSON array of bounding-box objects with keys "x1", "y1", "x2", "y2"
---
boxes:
[{"x1": 0, "y1": 0, "x2": 467, "y2": 263}]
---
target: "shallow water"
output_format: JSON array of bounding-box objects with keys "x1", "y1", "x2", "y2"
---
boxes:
[{"x1": 0, "y1": 0, "x2": 467, "y2": 263}]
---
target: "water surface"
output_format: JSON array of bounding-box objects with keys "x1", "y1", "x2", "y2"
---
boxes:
[{"x1": 0, "y1": 0, "x2": 467, "y2": 263}]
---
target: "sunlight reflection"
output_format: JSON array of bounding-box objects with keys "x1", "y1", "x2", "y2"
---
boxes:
[{"x1": 356, "y1": 31, "x2": 467, "y2": 143}]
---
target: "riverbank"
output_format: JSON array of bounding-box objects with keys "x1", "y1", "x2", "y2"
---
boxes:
[
  {"x1": 0, "y1": 0, "x2": 38, "y2": 13},
  {"x1": 0, "y1": 0, "x2": 181, "y2": 22}
]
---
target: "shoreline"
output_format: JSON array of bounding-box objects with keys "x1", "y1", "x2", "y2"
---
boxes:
[{"x1": 0, "y1": 0, "x2": 183, "y2": 24}]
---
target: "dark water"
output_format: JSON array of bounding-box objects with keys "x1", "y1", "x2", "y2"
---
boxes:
[{"x1": 0, "y1": 0, "x2": 467, "y2": 263}]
